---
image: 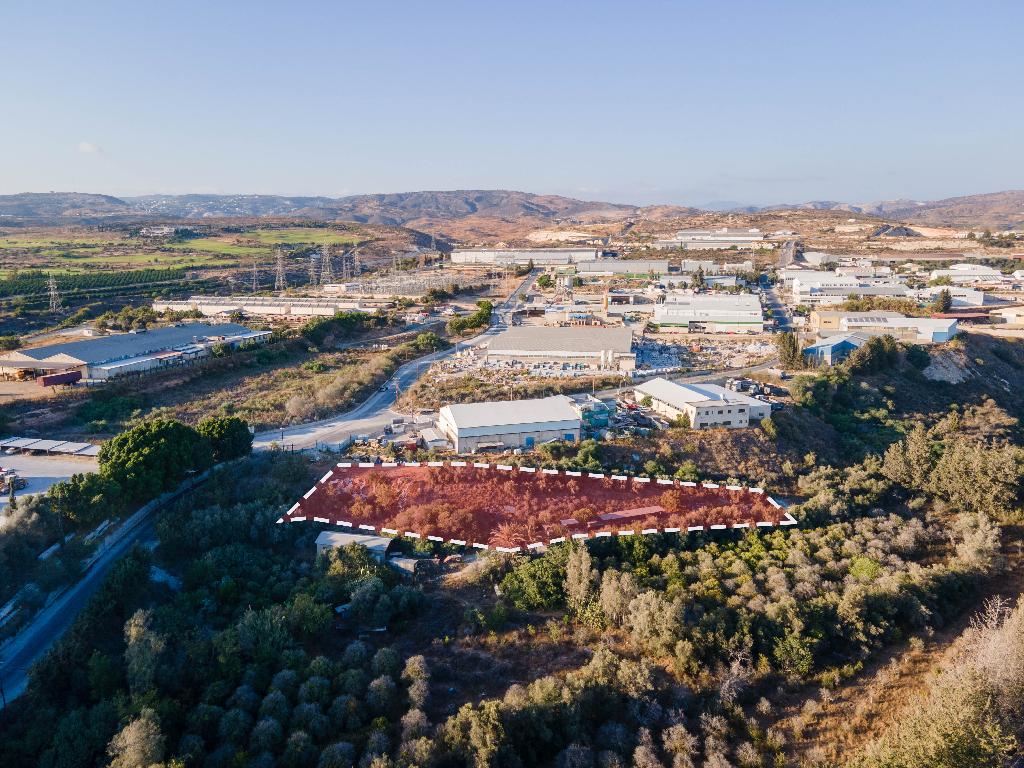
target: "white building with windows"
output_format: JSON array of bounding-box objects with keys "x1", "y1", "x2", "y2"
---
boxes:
[
  {"x1": 652, "y1": 293, "x2": 763, "y2": 333},
  {"x1": 450, "y1": 248, "x2": 599, "y2": 266},
  {"x1": 652, "y1": 228, "x2": 769, "y2": 250},
  {"x1": 437, "y1": 396, "x2": 582, "y2": 453},
  {"x1": 634, "y1": 378, "x2": 770, "y2": 429}
]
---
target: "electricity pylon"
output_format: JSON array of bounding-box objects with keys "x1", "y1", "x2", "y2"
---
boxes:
[
  {"x1": 48, "y1": 275, "x2": 63, "y2": 313},
  {"x1": 274, "y1": 248, "x2": 287, "y2": 291}
]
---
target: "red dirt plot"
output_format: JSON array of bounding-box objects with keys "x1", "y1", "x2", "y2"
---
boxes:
[{"x1": 281, "y1": 462, "x2": 792, "y2": 551}]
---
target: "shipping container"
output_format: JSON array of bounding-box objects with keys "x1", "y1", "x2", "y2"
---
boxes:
[{"x1": 38, "y1": 370, "x2": 82, "y2": 387}]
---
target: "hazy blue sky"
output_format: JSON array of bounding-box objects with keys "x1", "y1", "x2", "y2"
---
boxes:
[{"x1": 2, "y1": 0, "x2": 1021, "y2": 206}]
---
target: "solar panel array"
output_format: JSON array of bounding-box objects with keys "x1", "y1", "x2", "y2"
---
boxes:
[{"x1": 0, "y1": 437, "x2": 101, "y2": 456}]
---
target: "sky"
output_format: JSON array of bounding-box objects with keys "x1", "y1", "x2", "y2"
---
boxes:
[{"x1": 1, "y1": 0, "x2": 1022, "y2": 207}]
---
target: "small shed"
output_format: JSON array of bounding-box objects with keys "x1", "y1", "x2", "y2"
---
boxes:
[{"x1": 315, "y1": 531, "x2": 396, "y2": 562}]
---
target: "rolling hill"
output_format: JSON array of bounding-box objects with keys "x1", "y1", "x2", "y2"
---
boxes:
[{"x1": 1, "y1": 189, "x2": 1021, "y2": 232}]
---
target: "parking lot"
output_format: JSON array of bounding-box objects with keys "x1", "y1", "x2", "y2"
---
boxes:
[{"x1": 0, "y1": 453, "x2": 99, "y2": 508}]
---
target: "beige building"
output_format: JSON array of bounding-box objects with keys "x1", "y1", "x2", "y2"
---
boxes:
[
  {"x1": 485, "y1": 326, "x2": 636, "y2": 371},
  {"x1": 634, "y1": 378, "x2": 770, "y2": 429},
  {"x1": 809, "y1": 310, "x2": 905, "y2": 333}
]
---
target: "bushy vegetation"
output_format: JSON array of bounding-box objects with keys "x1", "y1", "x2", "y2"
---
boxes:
[
  {"x1": 446, "y1": 300, "x2": 493, "y2": 335},
  {"x1": 0, "y1": 453, "x2": 432, "y2": 768},
  {"x1": 300, "y1": 311, "x2": 396, "y2": 349}
]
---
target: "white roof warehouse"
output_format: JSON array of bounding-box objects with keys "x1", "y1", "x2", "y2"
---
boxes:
[
  {"x1": 653, "y1": 293, "x2": 764, "y2": 334},
  {"x1": 635, "y1": 377, "x2": 770, "y2": 429},
  {"x1": 0, "y1": 323, "x2": 270, "y2": 380},
  {"x1": 485, "y1": 326, "x2": 636, "y2": 371},
  {"x1": 437, "y1": 395, "x2": 583, "y2": 453}
]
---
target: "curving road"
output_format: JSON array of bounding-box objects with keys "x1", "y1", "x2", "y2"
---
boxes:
[{"x1": 252, "y1": 269, "x2": 537, "y2": 451}]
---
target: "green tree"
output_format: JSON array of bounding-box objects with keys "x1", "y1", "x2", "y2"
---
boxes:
[
  {"x1": 197, "y1": 415, "x2": 253, "y2": 462},
  {"x1": 99, "y1": 419, "x2": 213, "y2": 503},
  {"x1": 47, "y1": 472, "x2": 123, "y2": 529},
  {"x1": 775, "y1": 331, "x2": 803, "y2": 369},
  {"x1": 933, "y1": 288, "x2": 953, "y2": 313},
  {"x1": 691, "y1": 267, "x2": 706, "y2": 290}
]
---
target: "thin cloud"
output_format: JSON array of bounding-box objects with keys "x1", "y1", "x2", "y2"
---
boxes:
[{"x1": 77, "y1": 141, "x2": 102, "y2": 155}]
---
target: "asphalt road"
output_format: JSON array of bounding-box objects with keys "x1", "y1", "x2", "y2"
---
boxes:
[
  {"x1": 252, "y1": 269, "x2": 536, "y2": 451},
  {"x1": 0, "y1": 511, "x2": 155, "y2": 708}
]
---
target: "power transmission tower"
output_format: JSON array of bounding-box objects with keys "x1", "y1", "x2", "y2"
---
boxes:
[
  {"x1": 47, "y1": 275, "x2": 63, "y2": 313},
  {"x1": 336, "y1": 248, "x2": 353, "y2": 280},
  {"x1": 308, "y1": 252, "x2": 319, "y2": 286},
  {"x1": 320, "y1": 245, "x2": 334, "y2": 284},
  {"x1": 251, "y1": 260, "x2": 259, "y2": 292},
  {"x1": 274, "y1": 248, "x2": 287, "y2": 291}
]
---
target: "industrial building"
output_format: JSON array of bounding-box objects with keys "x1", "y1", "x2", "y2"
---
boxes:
[
  {"x1": 437, "y1": 395, "x2": 582, "y2": 453},
  {"x1": 790, "y1": 272, "x2": 910, "y2": 306},
  {"x1": 808, "y1": 310, "x2": 957, "y2": 343},
  {"x1": 809, "y1": 310, "x2": 904, "y2": 333},
  {"x1": 0, "y1": 323, "x2": 269, "y2": 380},
  {"x1": 485, "y1": 326, "x2": 636, "y2": 371},
  {"x1": 575, "y1": 259, "x2": 670, "y2": 276},
  {"x1": 991, "y1": 306, "x2": 1024, "y2": 327},
  {"x1": 652, "y1": 293, "x2": 763, "y2": 333},
  {"x1": 802, "y1": 332, "x2": 873, "y2": 366},
  {"x1": 652, "y1": 227, "x2": 768, "y2": 250},
  {"x1": 153, "y1": 295, "x2": 385, "y2": 320},
  {"x1": 928, "y1": 263, "x2": 1005, "y2": 283},
  {"x1": 634, "y1": 377, "x2": 770, "y2": 429},
  {"x1": 911, "y1": 286, "x2": 988, "y2": 307},
  {"x1": 450, "y1": 248, "x2": 599, "y2": 266}
]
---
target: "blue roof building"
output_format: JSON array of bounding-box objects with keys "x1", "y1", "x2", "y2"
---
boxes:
[{"x1": 802, "y1": 332, "x2": 873, "y2": 366}]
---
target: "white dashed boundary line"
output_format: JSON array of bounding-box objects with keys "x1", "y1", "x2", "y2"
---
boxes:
[{"x1": 277, "y1": 461, "x2": 792, "y2": 551}]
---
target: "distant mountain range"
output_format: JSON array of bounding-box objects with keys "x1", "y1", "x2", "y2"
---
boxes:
[
  {"x1": 0, "y1": 188, "x2": 1021, "y2": 230},
  {"x1": 740, "y1": 190, "x2": 1024, "y2": 229}
]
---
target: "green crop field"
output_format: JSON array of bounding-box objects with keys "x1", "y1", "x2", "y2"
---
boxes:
[{"x1": 229, "y1": 227, "x2": 362, "y2": 246}]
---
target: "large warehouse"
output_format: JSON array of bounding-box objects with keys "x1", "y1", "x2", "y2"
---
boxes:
[
  {"x1": 0, "y1": 323, "x2": 269, "y2": 380},
  {"x1": 450, "y1": 248, "x2": 599, "y2": 266},
  {"x1": 634, "y1": 378, "x2": 770, "y2": 429},
  {"x1": 652, "y1": 227, "x2": 768, "y2": 250},
  {"x1": 437, "y1": 395, "x2": 582, "y2": 453},
  {"x1": 576, "y1": 259, "x2": 670, "y2": 276},
  {"x1": 485, "y1": 326, "x2": 636, "y2": 371},
  {"x1": 652, "y1": 293, "x2": 763, "y2": 333},
  {"x1": 153, "y1": 295, "x2": 382, "y2": 320}
]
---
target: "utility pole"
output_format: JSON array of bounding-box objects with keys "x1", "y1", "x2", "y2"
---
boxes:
[
  {"x1": 47, "y1": 275, "x2": 63, "y2": 314},
  {"x1": 251, "y1": 260, "x2": 259, "y2": 292},
  {"x1": 274, "y1": 248, "x2": 287, "y2": 292}
]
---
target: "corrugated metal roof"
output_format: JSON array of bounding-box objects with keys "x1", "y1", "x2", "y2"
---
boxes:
[
  {"x1": 488, "y1": 326, "x2": 633, "y2": 354},
  {"x1": 441, "y1": 396, "x2": 580, "y2": 431},
  {"x1": 635, "y1": 378, "x2": 764, "y2": 410},
  {"x1": 4, "y1": 323, "x2": 261, "y2": 366}
]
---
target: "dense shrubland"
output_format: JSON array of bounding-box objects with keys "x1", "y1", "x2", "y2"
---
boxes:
[{"x1": 5, "y1": 334, "x2": 1024, "y2": 767}]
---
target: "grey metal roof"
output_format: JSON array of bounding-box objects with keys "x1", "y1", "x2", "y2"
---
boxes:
[
  {"x1": 441, "y1": 395, "x2": 581, "y2": 433},
  {"x1": 488, "y1": 326, "x2": 634, "y2": 355},
  {"x1": 6, "y1": 323, "x2": 259, "y2": 366}
]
